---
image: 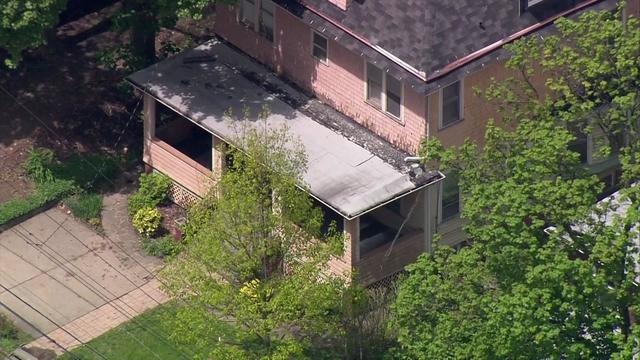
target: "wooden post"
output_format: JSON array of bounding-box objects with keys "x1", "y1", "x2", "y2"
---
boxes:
[
  {"x1": 143, "y1": 94, "x2": 157, "y2": 140},
  {"x1": 424, "y1": 185, "x2": 438, "y2": 254}
]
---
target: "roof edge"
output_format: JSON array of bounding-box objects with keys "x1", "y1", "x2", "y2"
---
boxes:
[{"x1": 298, "y1": 0, "x2": 605, "y2": 84}]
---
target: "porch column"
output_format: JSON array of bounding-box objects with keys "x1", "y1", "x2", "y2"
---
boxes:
[
  {"x1": 424, "y1": 185, "x2": 439, "y2": 254},
  {"x1": 143, "y1": 94, "x2": 157, "y2": 140},
  {"x1": 211, "y1": 135, "x2": 225, "y2": 174},
  {"x1": 344, "y1": 217, "x2": 360, "y2": 265}
]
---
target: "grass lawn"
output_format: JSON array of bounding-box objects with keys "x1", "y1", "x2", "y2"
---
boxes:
[
  {"x1": 0, "y1": 314, "x2": 32, "y2": 356},
  {"x1": 58, "y1": 304, "x2": 196, "y2": 360}
]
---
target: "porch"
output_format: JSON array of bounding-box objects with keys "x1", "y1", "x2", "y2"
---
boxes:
[{"x1": 130, "y1": 39, "x2": 443, "y2": 284}]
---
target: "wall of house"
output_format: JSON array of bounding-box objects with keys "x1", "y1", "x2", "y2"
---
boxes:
[{"x1": 214, "y1": 3, "x2": 427, "y2": 153}]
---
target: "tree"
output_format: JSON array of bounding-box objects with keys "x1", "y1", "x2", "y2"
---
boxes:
[
  {"x1": 0, "y1": 0, "x2": 68, "y2": 68},
  {"x1": 393, "y1": 7, "x2": 640, "y2": 359},
  {"x1": 0, "y1": 0, "x2": 236, "y2": 69},
  {"x1": 160, "y1": 124, "x2": 350, "y2": 359}
]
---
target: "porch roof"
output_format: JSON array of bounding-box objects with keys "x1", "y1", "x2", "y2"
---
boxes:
[{"x1": 128, "y1": 40, "x2": 442, "y2": 219}]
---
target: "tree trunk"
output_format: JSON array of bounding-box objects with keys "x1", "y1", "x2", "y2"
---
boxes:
[{"x1": 124, "y1": 0, "x2": 158, "y2": 67}]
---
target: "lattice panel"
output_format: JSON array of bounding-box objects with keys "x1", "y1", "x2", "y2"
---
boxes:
[
  {"x1": 167, "y1": 181, "x2": 200, "y2": 207},
  {"x1": 366, "y1": 270, "x2": 406, "y2": 290}
]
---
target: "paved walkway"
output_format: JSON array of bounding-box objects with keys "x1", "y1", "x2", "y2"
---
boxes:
[{"x1": 0, "y1": 192, "x2": 166, "y2": 355}]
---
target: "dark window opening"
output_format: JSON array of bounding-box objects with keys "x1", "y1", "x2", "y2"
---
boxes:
[
  {"x1": 441, "y1": 172, "x2": 460, "y2": 222},
  {"x1": 441, "y1": 81, "x2": 461, "y2": 127},
  {"x1": 155, "y1": 102, "x2": 212, "y2": 170},
  {"x1": 312, "y1": 32, "x2": 328, "y2": 62}
]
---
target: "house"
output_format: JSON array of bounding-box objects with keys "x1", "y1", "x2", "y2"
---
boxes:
[{"x1": 128, "y1": 0, "x2": 635, "y2": 285}]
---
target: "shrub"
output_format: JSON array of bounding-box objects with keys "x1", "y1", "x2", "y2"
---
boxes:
[
  {"x1": 143, "y1": 235, "x2": 182, "y2": 258},
  {"x1": 65, "y1": 193, "x2": 103, "y2": 222},
  {"x1": 132, "y1": 207, "x2": 161, "y2": 237},
  {"x1": 128, "y1": 173, "x2": 172, "y2": 216},
  {"x1": 23, "y1": 148, "x2": 55, "y2": 184},
  {"x1": 0, "y1": 179, "x2": 76, "y2": 226}
]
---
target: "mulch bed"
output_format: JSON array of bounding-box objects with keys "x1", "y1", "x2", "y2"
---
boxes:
[{"x1": 158, "y1": 203, "x2": 187, "y2": 240}]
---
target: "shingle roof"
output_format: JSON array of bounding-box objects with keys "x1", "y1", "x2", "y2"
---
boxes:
[{"x1": 276, "y1": 0, "x2": 617, "y2": 94}]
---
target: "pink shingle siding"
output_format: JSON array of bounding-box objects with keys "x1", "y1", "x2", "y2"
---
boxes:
[{"x1": 214, "y1": 4, "x2": 426, "y2": 153}]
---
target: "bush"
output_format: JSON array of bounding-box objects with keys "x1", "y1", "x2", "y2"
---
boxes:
[
  {"x1": 143, "y1": 235, "x2": 182, "y2": 258},
  {"x1": 0, "y1": 179, "x2": 76, "y2": 226},
  {"x1": 128, "y1": 173, "x2": 172, "y2": 216},
  {"x1": 65, "y1": 193, "x2": 103, "y2": 222},
  {"x1": 132, "y1": 207, "x2": 162, "y2": 237},
  {"x1": 23, "y1": 148, "x2": 55, "y2": 184}
]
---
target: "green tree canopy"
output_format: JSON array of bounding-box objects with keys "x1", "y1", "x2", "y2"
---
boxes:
[
  {"x1": 160, "y1": 124, "x2": 349, "y2": 359},
  {"x1": 0, "y1": 0, "x2": 68, "y2": 67},
  {"x1": 393, "y1": 6, "x2": 640, "y2": 359}
]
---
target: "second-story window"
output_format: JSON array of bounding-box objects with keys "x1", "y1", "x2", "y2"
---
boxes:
[
  {"x1": 366, "y1": 62, "x2": 383, "y2": 108},
  {"x1": 312, "y1": 31, "x2": 328, "y2": 63},
  {"x1": 259, "y1": 0, "x2": 274, "y2": 42},
  {"x1": 240, "y1": 0, "x2": 256, "y2": 28},
  {"x1": 366, "y1": 62, "x2": 403, "y2": 120},
  {"x1": 386, "y1": 75, "x2": 402, "y2": 118},
  {"x1": 440, "y1": 80, "x2": 463, "y2": 128},
  {"x1": 239, "y1": 0, "x2": 274, "y2": 42}
]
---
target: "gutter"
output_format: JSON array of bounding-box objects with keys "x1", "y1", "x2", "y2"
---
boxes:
[
  {"x1": 126, "y1": 78, "x2": 445, "y2": 221},
  {"x1": 297, "y1": 0, "x2": 604, "y2": 84}
]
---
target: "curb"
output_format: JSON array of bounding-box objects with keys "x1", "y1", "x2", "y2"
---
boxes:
[{"x1": 0, "y1": 200, "x2": 60, "y2": 234}]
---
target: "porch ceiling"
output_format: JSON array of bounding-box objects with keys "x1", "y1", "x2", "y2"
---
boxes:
[{"x1": 128, "y1": 40, "x2": 442, "y2": 219}]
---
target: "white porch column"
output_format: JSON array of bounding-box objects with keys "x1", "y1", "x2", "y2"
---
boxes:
[
  {"x1": 424, "y1": 185, "x2": 439, "y2": 254},
  {"x1": 143, "y1": 94, "x2": 157, "y2": 140},
  {"x1": 211, "y1": 134, "x2": 224, "y2": 173},
  {"x1": 344, "y1": 217, "x2": 360, "y2": 265}
]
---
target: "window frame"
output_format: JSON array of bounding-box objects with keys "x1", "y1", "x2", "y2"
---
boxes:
[
  {"x1": 364, "y1": 60, "x2": 404, "y2": 123},
  {"x1": 238, "y1": 0, "x2": 276, "y2": 43},
  {"x1": 438, "y1": 172, "x2": 460, "y2": 224},
  {"x1": 259, "y1": 0, "x2": 275, "y2": 42},
  {"x1": 311, "y1": 30, "x2": 329, "y2": 64},
  {"x1": 438, "y1": 79, "x2": 464, "y2": 129}
]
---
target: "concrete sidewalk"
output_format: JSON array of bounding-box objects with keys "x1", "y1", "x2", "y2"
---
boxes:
[{"x1": 0, "y1": 195, "x2": 164, "y2": 353}]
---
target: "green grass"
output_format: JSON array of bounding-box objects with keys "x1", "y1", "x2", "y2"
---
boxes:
[
  {"x1": 64, "y1": 193, "x2": 103, "y2": 222},
  {"x1": 58, "y1": 304, "x2": 197, "y2": 360},
  {"x1": 0, "y1": 179, "x2": 76, "y2": 226},
  {"x1": 0, "y1": 313, "x2": 32, "y2": 356}
]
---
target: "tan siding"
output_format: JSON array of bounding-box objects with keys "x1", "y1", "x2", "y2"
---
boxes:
[
  {"x1": 356, "y1": 231, "x2": 424, "y2": 286},
  {"x1": 144, "y1": 138, "x2": 216, "y2": 196}
]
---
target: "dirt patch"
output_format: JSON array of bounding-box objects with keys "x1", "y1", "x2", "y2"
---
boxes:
[
  {"x1": 0, "y1": 4, "x2": 216, "y2": 204},
  {"x1": 158, "y1": 203, "x2": 187, "y2": 240}
]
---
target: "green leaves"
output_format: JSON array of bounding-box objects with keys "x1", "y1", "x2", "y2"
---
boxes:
[
  {"x1": 0, "y1": 0, "x2": 68, "y2": 67},
  {"x1": 160, "y1": 124, "x2": 348, "y2": 359},
  {"x1": 400, "y1": 7, "x2": 640, "y2": 359}
]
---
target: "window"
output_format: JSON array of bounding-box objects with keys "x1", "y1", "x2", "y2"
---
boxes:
[
  {"x1": 312, "y1": 31, "x2": 328, "y2": 63},
  {"x1": 568, "y1": 126, "x2": 619, "y2": 165},
  {"x1": 239, "y1": 0, "x2": 274, "y2": 42},
  {"x1": 366, "y1": 62, "x2": 383, "y2": 108},
  {"x1": 440, "y1": 172, "x2": 460, "y2": 222},
  {"x1": 259, "y1": 0, "x2": 274, "y2": 42},
  {"x1": 365, "y1": 61, "x2": 404, "y2": 119},
  {"x1": 240, "y1": 0, "x2": 256, "y2": 28},
  {"x1": 386, "y1": 75, "x2": 402, "y2": 118},
  {"x1": 441, "y1": 80, "x2": 462, "y2": 128}
]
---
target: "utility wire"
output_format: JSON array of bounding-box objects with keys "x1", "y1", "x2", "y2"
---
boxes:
[
  {"x1": 0, "y1": 299, "x2": 80, "y2": 360},
  {"x1": 9, "y1": 227, "x2": 167, "y2": 360},
  {"x1": 0, "y1": 83, "x2": 202, "y2": 356},
  {"x1": 12, "y1": 221, "x2": 192, "y2": 360},
  {"x1": 0, "y1": 283, "x2": 109, "y2": 360},
  {"x1": 0, "y1": 178, "x2": 191, "y2": 360}
]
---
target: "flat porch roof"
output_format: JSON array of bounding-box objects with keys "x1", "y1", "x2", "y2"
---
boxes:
[{"x1": 128, "y1": 39, "x2": 442, "y2": 219}]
